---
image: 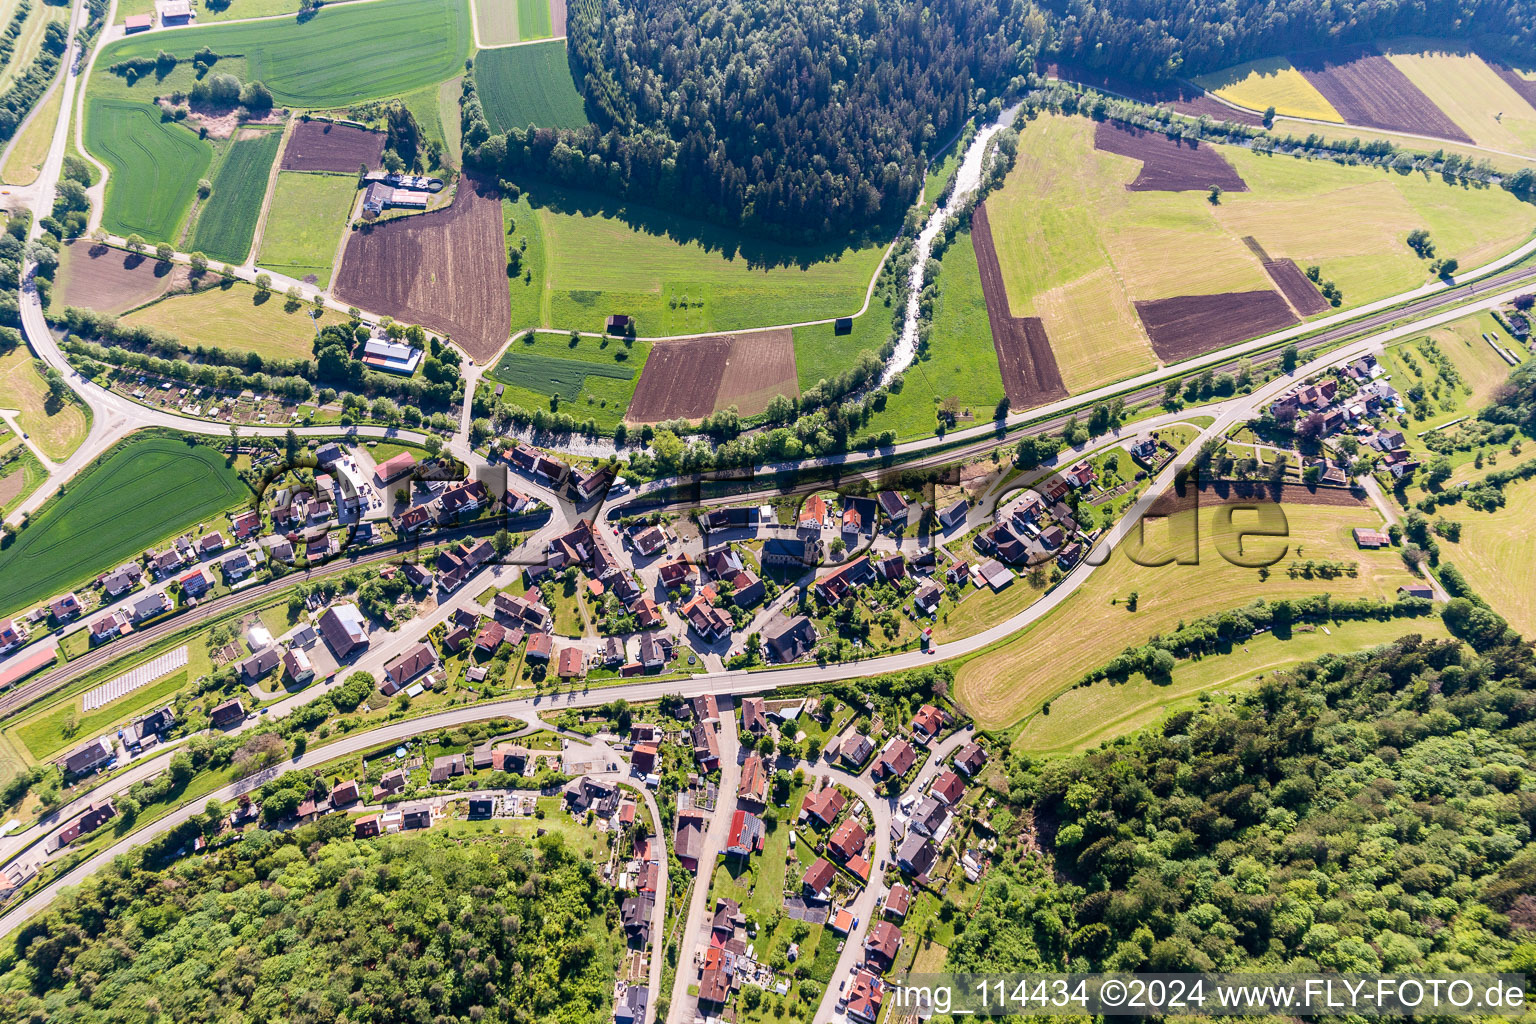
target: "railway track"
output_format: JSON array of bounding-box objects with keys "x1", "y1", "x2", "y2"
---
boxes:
[{"x1": 0, "y1": 521, "x2": 517, "y2": 722}]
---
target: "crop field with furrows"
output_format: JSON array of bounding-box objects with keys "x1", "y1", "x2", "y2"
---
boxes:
[
  {"x1": 86, "y1": 99, "x2": 213, "y2": 244},
  {"x1": 189, "y1": 129, "x2": 282, "y2": 264},
  {"x1": 474, "y1": 40, "x2": 589, "y2": 133},
  {"x1": 0, "y1": 435, "x2": 247, "y2": 618},
  {"x1": 93, "y1": 0, "x2": 471, "y2": 109},
  {"x1": 985, "y1": 112, "x2": 1536, "y2": 392}
]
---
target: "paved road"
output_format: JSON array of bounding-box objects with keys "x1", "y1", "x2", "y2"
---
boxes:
[
  {"x1": 668, "y1": 697, "x2": 742, "y2": 1023},
  {"x1": 4, "y1": 286, "x2": 1514, "y2": 934}
]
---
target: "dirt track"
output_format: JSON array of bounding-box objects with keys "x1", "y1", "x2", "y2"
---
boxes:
[
  {"x1": 333, "y1": 176, "x2": 511, "y2": 362},
  {"x1": 971, "y1": 202, "x2": 1067, "y2": 410},
  {"x1": 1294, "y1": 46, "x2": 1472, "y2": 144},
  {"x1": 282, "y1": 121, "x2": 387, "y2": 173},
  {"x1": 1135, "y1": 290, "x2": 1298, "y2": 362},
  {"x1": 1093, "y1": 121, "x2": 1248, "y2": 192}
]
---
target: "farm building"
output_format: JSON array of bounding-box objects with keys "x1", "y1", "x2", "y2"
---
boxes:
[
  {"x1": 362, "y1": 182, "x2": 432, "y2": 217},
  {"x1": 361, "y1": 336, "x2": 424, "y2": 375},
  {"x1": 606, "y1": 314, "x2": 632, "y2": 333},
  {"x1": 124, "y1": 13, "x2": 152, "y2": 30},
  {"x1": 155, "y1": 0, "x2": 190, "y2": 24}
]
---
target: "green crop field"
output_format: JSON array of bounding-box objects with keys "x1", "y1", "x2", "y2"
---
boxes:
[
  {"x1": 0, "y1": 434, "x2": 248, "y2": 618},
  {"x1": 93, "y1": 0, "x2": 472, "y2": 109},
  {"x1": 954, "y1": 501, "x2": 1425, "y2": 729},
  {"x1": 1010, "y1": 616, "x2": 1452, "y2": 755},
  {"x1": 256, "y1": 171, "x2": 357, "y2": 287},
  {"x1": 473, "y1": 0, "x2": 518, "y2": 46},
  {"x1": 122, "y1": 282, "x2": 349, "y2": 361},
  {"x1": 189, "y1": 129, "x2": 282, "y2": 264},
  {"x1": 475, "y1": 41, "x2": 589, "y2": 133},
  {"x1": 487, "y1": 331, "x2": 649, "y2": 430},
  {"x1": 516, "y1": 0, "x2": 551, "y2": 38},
  {"x1": 86, "y1": 99, "x2": 213, "y2": 245},
  {"x1": 862, "y1": 230, "x2": 1005, "y2": 440},
  {"x1": 521, "y1": 181, "x2": 888, "y2": 336}
]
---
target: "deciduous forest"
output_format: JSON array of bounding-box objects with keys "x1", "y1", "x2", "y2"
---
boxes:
[
  {"x1": 1, "y1": 826, "x2": 621, "y2": 1024},
  {"x1": 951, "y1": 621, "x2": 1536, "y2": 976}
]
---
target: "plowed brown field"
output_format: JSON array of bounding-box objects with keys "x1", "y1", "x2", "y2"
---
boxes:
[
  {"x1": 1294, "y1": 46, "x2": 1472, "y2": 143},
  {"x1": 1149, "y1": 479, "x2": 1369, "y2": 516},
  {"x1": 56, "y1": 241, "x2": 183, "y2": 314},
  {"x1": 333, "y1": 176, "x2": 511, "y2": 362},
  {"x1": 626, "y1": 336, "x2": 729, "y2": 422},
  {"x1": 281, "y1": 120, "x2": 387, "y2": 173},
  {"x1": 627, "y1": 328, "x2": 798, "y2": 422},
  {"x1": 1134, "y1": 289, "x2": 1298, "y2": 362},
  {"x1": 1262, "y1": 258, "x2": 1330, "y2": 316},
  {"x1": 1093, "y1": 121, "x2": 1249, "y2": 192},
  {"x1": 971, "y1": 201, "x2": 1067, "y2": 408}
]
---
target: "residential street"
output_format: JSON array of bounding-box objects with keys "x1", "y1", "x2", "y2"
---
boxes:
[{"x1": 668, "y1": 697, "x2": 742, "y2": 1023}]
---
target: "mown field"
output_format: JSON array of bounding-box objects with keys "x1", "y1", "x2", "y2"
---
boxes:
[
  {"x1": 987, "y1": 113, "x2": 1536, "y2": 392},
  {"x1": 1382, "y1": 41, "x2": 1536, "y2": 158},
  {"x1": 487, "y1": 330, "x2": 649, "y2": 430},
  {"x1": 1438, "y1": 476, "x2": 1536, "y2": 637},
  {"x1": 0, "y1": 434, "x2": 247, "y2": 618},
  {"x1": 93, "y1": 0, "x2": 472, "y2": 108},
  {"x1": 1193, "y1": 56, "x2": 1343, "y2": 121},
  {"x1": 86, "y1": 99, "x2": 213, "y2": 245},
  {"x1": 0, "y1": 71, "x2": 61, "y2": 186},
  {"x1": 953, "y1": 500, "x2": 1425, "y2": 729},
  {"x1": 256, "y1": 171, "x2": 357, "y2": 286},
  {"x1": 862, "y1": 231, "x2": 1006, "y2": 440},
  {"x1": 792, "y1": 308, "x2": 893, "y2": 393},
  {"x1": 523, "y1": 182, "x2": 888, "y2": 336},
  {"x1": 189, "y1": 129, "x2": 282, "y2": 264},
  {"x1": 504, "y1": 192, "x2": 547, "y2": 330},
  {"x1": 473, "y1": 0, "x2": 519, "y2": 46},
  {"x1": 1011, "y1": 616, "x2": 1451, "y2": 755},
  {"x1": 121, "y1": 282, "x2": 348, "y2": 361},
  {"x1": 475, "y1": 40, "x2": 589, "y2": 133},
  {"x1": 0, "y1": 342, "x2": 90, "y2": 462}
]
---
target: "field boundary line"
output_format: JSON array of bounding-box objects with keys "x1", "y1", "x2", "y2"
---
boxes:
[
  {"x1": 241, "y1": 115, "x2": 295, "y2": 270},
  {"x1": 129, "y1": 0, "x2": 393, "y2": 34}
]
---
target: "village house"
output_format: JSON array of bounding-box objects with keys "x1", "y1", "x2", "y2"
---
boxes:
[
  {"x1": 724, "y1": 809, "x2": 765, "y2": 857},
  {"x1": 872, "y1": 737, "x2": 917, "y2": 781},
  {"x1": 210, "y1": 698, "x2": 246, "y2": 728},
  {"x1": 765, "y1": 615, "x2": 816, "y2": 663},
  {"x1": 911, "y1": 704, "x2": 945, "y2": 743},
  {"x1": 954, "y1": 741, "x2": 987, "y2": 776},
  {"x1": 801, "y1": 785, "x2": 847, "y2": 828},
  {"x1": 801, "y1": 857, "x2": 836, "y2": 901},
  {"x1": 62, "y1": 736, "x2": 114, "y2": 777},
  {"x1": 830, "y1": 816, "x2": 868, "y2": 861},
  {"x1": 318, "y1": 603, "x2": 370, "y2": 657},
  {"x1": 737, "y1": 754, "x2": 769, "y2": 807}
]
